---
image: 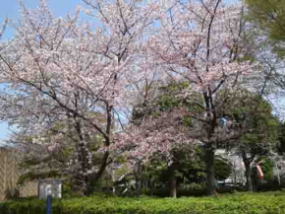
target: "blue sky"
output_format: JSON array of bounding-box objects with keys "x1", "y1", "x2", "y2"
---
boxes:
[
  {"x1": 0, "y1": 0, "x2": 84, "y2": 141},
  {"x1": 1, "y1": 0, "x2": 84, "y2": 40}
]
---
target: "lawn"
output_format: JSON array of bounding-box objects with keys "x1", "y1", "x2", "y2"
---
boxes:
[{"x1": 1, "y1": 191, "x2": 285, "y2": 214}]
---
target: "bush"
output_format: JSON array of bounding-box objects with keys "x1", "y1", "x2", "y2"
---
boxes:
[
  {"x1": 178, "y1": 183, "x2": 207, "y2": 196},
  {"x1": 1, "y1": 191, "x2": 285, "y2": 214}
]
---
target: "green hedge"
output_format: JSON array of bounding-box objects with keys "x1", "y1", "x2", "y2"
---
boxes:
[{"x1": 1, "y1": 192, "x2": 285, "y2": 214}]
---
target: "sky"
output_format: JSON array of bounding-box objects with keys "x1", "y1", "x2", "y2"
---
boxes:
[{"x1": 0, "y1": 0, "x2": 85, "y2": 142}]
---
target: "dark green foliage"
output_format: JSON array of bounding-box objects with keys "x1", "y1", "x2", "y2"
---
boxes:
[
  {"x1": 262, "y1": 158, "x2": 275, "y2": 181},
  {"x1": 214, "y1": 157, "x2": 232, "y2": 181},
  {"x1": 130, "y1": 81, "x2": 206, "y2": 197},
  {"x1": 246, "y1": 0, "x2": 285, "y2": 57},
  {"x1": 2, "y1": 192, "x2": 285, "y2": 214},
  {"x1": 139, "y1": 149, "x2": 232, "y2": 197},
  {"x1": 132, "y1": 81, "x2": 203, "y2": 125},
  {"x1": 177, "y1": 183, "x2": 208, "y2": 196},
  {"x1": 221, "y1": 90, "x2": 280, "y2": 153}
]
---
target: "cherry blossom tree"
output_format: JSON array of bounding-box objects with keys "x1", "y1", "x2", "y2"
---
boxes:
[
  {"x1": 0, "y1": 0, "x2": 157, "y2": 195},
  {"x1": 147, "y1": 0, "x2": 258, "y2": 195},
  {"x1": 113, "y1": 0, "x2": 258, "y2": 196},
  {"x1": 116, "y1": 81, "x2": 204, "y2": 197}
]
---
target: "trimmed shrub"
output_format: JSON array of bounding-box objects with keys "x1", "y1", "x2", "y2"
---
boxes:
[{"x1": 1, "y1": 191, "x2": 285, "y2": 214}]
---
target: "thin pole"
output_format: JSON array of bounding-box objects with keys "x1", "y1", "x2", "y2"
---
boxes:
[{"x1": 46, "y1": 194, "x2": 52, "y2": 214}]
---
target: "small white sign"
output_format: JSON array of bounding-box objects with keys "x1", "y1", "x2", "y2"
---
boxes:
[{"x1": 38, "y1": 179, "x2": 62, "y2": 199}]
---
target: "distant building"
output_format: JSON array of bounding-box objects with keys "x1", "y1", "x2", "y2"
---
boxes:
[
  {"x1": 216, "y1": 149, "x2": 285, "y2": 186},
  {"x1": 216, "y1": 149, "x2": 246, "y2": 185}
]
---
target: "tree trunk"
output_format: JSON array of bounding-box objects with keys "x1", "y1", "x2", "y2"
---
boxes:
[
  {"x1": 245, "y1": 163, "x2": 253, "y2": 191},
  {"x1": 241, "y1": 152, "x2": 253, "y2": 192},
  {"x1": 205, "y1": 146, "x2": 216, "y2": 195},
  {"x1": 169, "y1": 161, "x2": 178, "y2": 198},
  {"x1": 87, "y1": 151, "x2": 109, "y2": 195},
  {"x1": 134, "y1": 161, "x2": 142, "y2": 196},
  {"x1": 170, "y1": 175, "x2": 177, "y2": 198},
  {"x1": 67, "y1": 131, "x2": 90, "y2": 195},
  {"x1": 135, "y1": 178, "x2": 142, "y2": 196}
]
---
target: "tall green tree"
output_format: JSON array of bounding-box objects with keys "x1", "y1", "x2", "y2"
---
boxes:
[
  {"x1": 131, "y1": 81, "x2": 203, "y2": 197},
  {"x1": 246, "y1": 0, "x2": 285, "y2": 93},
  {"x1": 222, "y1": 89, "x2": 280, "y2": 191},
  {"x1": 246, "y1": 0, "x2": 285, "y2": 47}
]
